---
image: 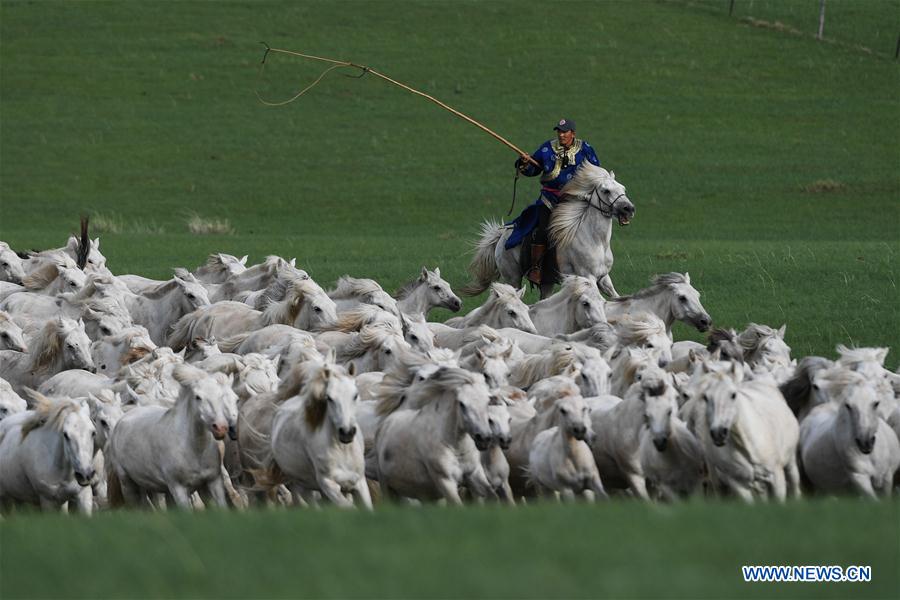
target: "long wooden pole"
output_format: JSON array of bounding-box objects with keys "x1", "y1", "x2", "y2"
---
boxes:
[{"x1": 259, "y1": 45, "x2": 541, "y2": 166}]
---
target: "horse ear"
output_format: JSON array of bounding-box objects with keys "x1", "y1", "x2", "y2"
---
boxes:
[
  {"x1": 433, "y1": 267, "x2": 441, "y2": 278},
  {"x1": 289, "y1": 258, "x2": 297, "y2": 267},
  {"x1": 684, "y1": 272, "x2": 691, "y2": 285},
  {"x1": 475, "y1": 348, "x2": 486, "y2": 362},
  {"x1": 122, "y1": 384, "x2": 140, "y2": 406},
  {"x1": 93, "y1": 237, "x2": 100, "y2": 249},
  {"x1": 325, "y1": 347, "x2": 336, "y2": 365},
  {"x1": 239, "y1": 255, "x2": 248, "y2": 266},
  {"x1": 731, "y1": 360, "x2": 743, "y2": 382},
  {"x1": 347, "y1": 362, "x2": 356, "y2": 377},
  {"x1": 420, "y1": 266, "x2": 428, "y2": 280},
  {"x1": 777, "y1": 324, "x2": 786, "y2": 339},
  {"x1": 516, "y1": 286, "x2": 526, "y2": 299},
  {"x1": 66, "y1": 236, "x2": 78, "y2": 251},
  {"x1": 876, "y1": 348, "x2": 889, "y2": 366}
]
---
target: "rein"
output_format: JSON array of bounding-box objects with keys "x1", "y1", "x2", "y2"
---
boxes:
[{"x1": 584, "y1": 187, "x2": 626, "y2": 219}]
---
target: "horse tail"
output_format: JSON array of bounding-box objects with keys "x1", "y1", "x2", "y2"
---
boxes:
[
  {"x1": 460, "y1": 220, "x2": 503, "y2": 297},
  {"x1": 167, "y1": 311, "x2": 198, "y2": 351},
  {"x1": 106, "y1": 461, "x2": 125, "y2": 509}
]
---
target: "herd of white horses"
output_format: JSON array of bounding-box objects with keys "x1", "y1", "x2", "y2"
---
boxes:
[{"x1": 0, "y1": 230, "x2": 898, "y2": 516}]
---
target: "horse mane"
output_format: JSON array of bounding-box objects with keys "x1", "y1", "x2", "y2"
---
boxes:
[
  {"x1": 69, "y1": 273, "x2": 126, "y2": 302},
  {"x1": 330, "y1": 304, "x2": 399, "y2": 333},
  {"x1": 529, "y1": 375, "x2": 580, "y2": 413},
  {"x1": 337, "y1": 324, "x2": 400, "y2": 362},
  {"x1": 836, "y1": 344, "x2": 888, "y2": 369},
  {"x1": 0, "y1": 311, "x2": 13, "y2": 326},
  {"x1": 737, "y1": 323, "x2": 779, "y2": 359},
  {"x1": 195, "y1": 253, "x2": 240, "y2": 277},
  {"x1": 608, "y1": 272, "x2": 689, "y2": 303},
  {"x1": 394, "y1": 271, "x2": 432, "y2": 300},
  {"x1": 779, "y1": 356, "x2": 833, "y2": 416},
  {"x1": 20, "y1": 261, "x2": 65, "y2": 291},
  {"x1": 547, "y1": 164, "x2": 613, "y2": 247},
  {"x1": 374, "y1": 350, "x2": 465, "y2": 417},
  {"x1": 20, "y1": 391, "x2": 82, "y2": 440},
  {"x1": 512, "y1": 344, "x2": 578, "y2": 388},
  {"x1": 707, "y1": 328, "x2": 742, "y2": 361},
  {"x1": 329, "y1": 276, "x2": 384, "y2": 300},
  {"x1": 142, "y1": 277, "x2": 180, "y2": 299},
  {"x1": 300, "y1": 361, "x2": 348, "y2": 430},
  {"x1": 611, "y1": 312, "x2": 666, "y2": 346},
  {"x1": 261, "y1": 277, "x2": 325, "y2": 326},
  {"x1": 31, "y1": 319, "x2": 69, "y2": 377}
]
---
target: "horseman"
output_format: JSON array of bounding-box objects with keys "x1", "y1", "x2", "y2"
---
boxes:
[{"x1": 514, "y1": 119, "x2": 601, "y2": 286}]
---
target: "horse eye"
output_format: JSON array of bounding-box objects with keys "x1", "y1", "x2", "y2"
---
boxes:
[
  {"x1": 187, "y1": 294, "x2": 195, "y2": 300},
  {"x1": 560, "y1": 408, "x2": 569, "y2": 415},
  {"x1": 581, "y1": 301, "x2": 590, "y2": 307},
  {"x1": 195, "y1": 395, "x2": 202, "y2": 401},
  {"x1": 410, "y1": 335, "x2": 418, "y2": 342},
  {"x1": 679, "y1": 296, "x2": 687, "y2": 302},
  {"x1": 646, "y1": 343, "x2": 654, "y2": 349},
  {"x1": 730, "y1": 392, "x2": 736, "y2": 400},
  {"x1": 507, "y1": 310, "x2": 516, "y2": 317},
  {"x1": 384, "y1": 349, "x2": 392, "y2": 355},
  {"x1": 873, "y1": 401, "x2": 880, "y2": 409},
  {"x1": 0, "y1": 333, "x2": 7, "y2": 339},
  {"x1": 314, "y1": 306, "x2": 323, "y2": 313},
  {"x1": 432, "y1": 286, "x2": 441, "y2": 291},
  {"x1": 64, "y1": 432, "x2": 70, "y2": 440}
]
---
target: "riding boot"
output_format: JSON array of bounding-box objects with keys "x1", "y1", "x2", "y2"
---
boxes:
[{"x1": 527, "y1": 244, "x2": 545, "y2": 286}]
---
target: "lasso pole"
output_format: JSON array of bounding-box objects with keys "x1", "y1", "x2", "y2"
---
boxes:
[{"x1": 258, "y1": 44, "x2": 541, "y2": 167}]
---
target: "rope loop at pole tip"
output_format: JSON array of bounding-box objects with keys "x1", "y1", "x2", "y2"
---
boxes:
[
  {"x1": 259, "y1": 42, "x2": 271, "y2": 65},
  {"x1": 343, "y1": 66, "x2": 370, "y2": 79}
]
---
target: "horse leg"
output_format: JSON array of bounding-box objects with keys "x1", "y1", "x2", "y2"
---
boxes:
[
  {"x1": 597, "y1": 274, "x2": 619, "y2": 299},
  {"x1": 167, "y1": 484, "x2": 194, "y2": 510},
  {"x1": 590, "y1": 475, "x2": 609, "y2": 500},
  {"x1": 73, "y1": 486, "x2": 94, "y2": 516},
  {"x1": 499, "y1": 482, "x2": 516, "y2": 506},
  {"x1": 847, "y1": 473, "x2": 878, "y2": 499},
  {"x1": 202, "y1": 476, "x2": 229, "y2": 509},
  {"x1": 317, "y1": 476, "x2": 354, "y2": 508},
  {"x1": 118, "y1": 474, "x2": 144, "y2": 508},
  {"x1": 39, "y1": 496, "x2": 61, "y2": 513},
  {"x1": 351, "y1": 479, "x2": 374, "y2": 511},
  {"x1": 624, "y1": 473, "x2": 650, "y2": 501},
  {"x1": 434, "y1": 476, "x2": 464, "y2": 506},
  {"x1": 785, "y1": 458, "x2": 802, "y2": 499}
]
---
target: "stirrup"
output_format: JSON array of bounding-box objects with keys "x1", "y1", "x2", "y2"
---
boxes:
[{"x1": 526, "y1": 265, "x2": 542, "y2": 286}]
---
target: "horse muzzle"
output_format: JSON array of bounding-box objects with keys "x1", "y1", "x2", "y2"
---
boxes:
[
  {"x1": 473, "y1": 433, "x2": 491, "y2": 451},
  {"x1": 653, "y1": 436, "x2": 669, "y2": 452},
  {"x1": 74, "y1": 468, "x2": 96, "y2": 487},
  {"x1": 211, "y1": 423, "x2": 228, "y2": 441},
  {"x1": 856, "y1": 435, "x2": 875, "y2": 455},
  {"x1": 710, "y1": 427, "x2": 729, "y2": 447},
  {"x1": 338, "y1": 426, "x2": 357, "y2": 444},
  {"x1": 228, "y1": 424, "x2": 238, "y2": 441}
]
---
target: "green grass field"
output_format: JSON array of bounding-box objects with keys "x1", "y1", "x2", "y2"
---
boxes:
[{"x1": 1, "y1": 1, "x2": 899, "y2": 598}]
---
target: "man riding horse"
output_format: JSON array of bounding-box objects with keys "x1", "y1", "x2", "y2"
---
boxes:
[{"x1": 514, "y1": 118, "x2": 602, "y2": 286}]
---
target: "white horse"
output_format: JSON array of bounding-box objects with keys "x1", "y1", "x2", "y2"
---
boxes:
[
  {"x1": 696, "y1": 362, "x2": 800, "y2": 502},
  {"x1": 0, "y1": 377, "x2": 27, "y2": 421},
  {"x1": 609, "y1": 312, "x2": 673, "y2": 368},
  {"x1": 91, "y1": 325, "x2": 156, "y2": 377},
  {"x1": 459, "y1": 339, "x2": 514, "y2": 390},
  {"x1": 800, "y1": 368, "x2": 899, "y2": 498},
  {"x1": 269, "y1": 357, "x2": 371, "y2": 509},
  {"x1": 528, "y1": 392, "x2": 607, "y2": 501},
  {"x1": 395, "y1": 267, "x2": 462, "y2": 317},
  {"x1": 0, "y1": 311, "x2": 27, "y2": 352},
  {"x1": 0, "y1": 242, "x2": 26, "y2": 284},
  {"x1": 508, "y1": 342, "x2": 609, "y2": 397},
  {"x1": 0, "y1": 317, "x2": 94, "y2": 395},
  {"x1": 191, "y1": 253, "x2": 248, "y2": 284},
  {"x1": 208, "y1": 255, "x2": 307, "y2": 302},
  {"x1": 482, "y1": 398, "x2": 515, "y2": 503},
  {"x1": 335, "y1": 324, "x2": 411, "y2": 375},
  {"x1": 605, "y1": 273, "x2": 711, "y2": 335},
  {"x1": 463, "y1": 164, "x2": 635, "y2": 299},
  {"x1": 528, "y1": 275, "x2": 606, "y2": 336},
  {"x1": 123, "y1": 270, "x2": 210, "y2": 346},
  {"x1": 168, "y1": 278, "x2": 337, "y2": 350},
  {"x1": 329, "y1": 276, "x2": 401, "y2": 319},
  {"x1": 107, "y1": 363, "x2": 238, "y2": 509},
  {"x1": 444, "y1": 283, "x2": 537, "y2": 334},
  {"x1": 0, "y1": 392, "x2": 96, "y2": 514},
  {"x1": 19, "y1": 257, "x2": 88, "y2": 296},
  {"x1": 590, "y1": 365, "x2": 678, "y2": 499},
  {"x1": 374, "y1": 366, "x2": 493, "y2": 504}
]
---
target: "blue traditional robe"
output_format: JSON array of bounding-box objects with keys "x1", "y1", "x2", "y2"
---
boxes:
[{"x1": 505, "y1": 139, "x2": 601, "y2": 249}]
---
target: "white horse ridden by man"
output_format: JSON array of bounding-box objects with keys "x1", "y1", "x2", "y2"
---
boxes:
[
  {"x1": 168, "y1": 277, "x2": 338, "y2": 350},
  {"x1": 605, "y1": 273, "x2": 711, "y2": 336},
  {"x1": 0, "y1": 378, "x2": 27, "y2": 421},
  {"x1": 0, "y1": 242, "x2": 27, "y2": 284},
  {"x1": 0, "y1": 392, "x2": 96, "y2": 515},
  {"x1": 107, "y1": 363, "x2": 238, "y2": 510},
  {"x1": 0, "y1": 311, "x2": 28, "y2": 352},
  {"x1": 268, "y1": 357, "x2": 372, "y2": 509},
  {"x1": 0, "y1": 317, "x2": 95, "y2": 396},
  {"x1": 528, "y1": 275, "x2": 607, "y2": 336},
  {"x1": 394, "y1": 267, "x2": 462, "y2": 317},
  {"x1": 463, "y1": 163, "x2": 635, "y2": 299},
  {"x1": 695, "y1": 361, "x2": 800, "y2": 502},
  {"x1": 800, "y1": 368, "x2": 899, "y2": 498},
  {"x1": 374, "y1": 366, "x2": 494, "y2": 505},
  {"x1": 528, "y1": 391, "x2": 607, "y2": 502},
  {"x1": 443, "y1": 283, "x2": 537, "y2": 334}
]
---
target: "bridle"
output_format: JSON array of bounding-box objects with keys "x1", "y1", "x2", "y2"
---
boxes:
[{"x1": 584, "y1": 186, "x2": 628, "y2": 219}]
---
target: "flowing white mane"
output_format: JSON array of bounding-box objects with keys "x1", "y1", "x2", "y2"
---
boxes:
[
  {"x1": 609, "y1": 273, "x2": 690, "y2": 303},
  {"x1": 549, "y1": 164, "x2": 615, "y2": 247},
  {"x1": 329, "y1": 276, "x2": 384, "y2": 300},
  {"x1": 20, "y1": 392, "x2": 83, "y2": 439},
  {"x1": 612, "y1": 312, "x2": 666, "y2": 346}
]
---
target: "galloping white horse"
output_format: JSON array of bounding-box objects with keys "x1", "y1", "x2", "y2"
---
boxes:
[
  {"x1": 463, "y1": 163, "x2": 635, "y2": 299},
  {"x1": 395, "y1": 267, "x2": 462, "y2": 317},
  {"x1": 329, "y1": 276, "x2": 401, "y2": 319},
  {"x1": 107, "y1": 363, "x2": 238, "y2": 509},
  {"x1": 605, "y1": 273, "x2": 711, "y2": 335},
  {"x1": 444, "y1": 283, "x2": 537, "y2": 334},
  {"x1": 0, "y1": 311, "x2": 27, "y2": 352},
  {"x1": 0, "y1": 378, "x2": 27, "y2": 420},
  {"x1": 799, "y1": 368, "x2": 899, "y2": 498},
  {"x1": 270, "y1": 357, "x2": 371, "y2": 509},
  {"x1": 0, "y1": 242, "x2": 26, "y2": 284},
  {"x1": 528, "y1": 275, "x2": 606, "y2": 336},
  {"x1": 0, "y1": 392, "x2": 96, "y2": 514},
  {"x1": 0, "y1": 317, "x2": 94, "y2": 395},
  {"x1": 374, "y1": 366, "x2": 494, "y2": 504}
]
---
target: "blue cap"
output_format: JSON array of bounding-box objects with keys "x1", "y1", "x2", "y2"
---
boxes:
[{"x1": 553, "y1": 118, "x2": 576, "y2": 132}]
